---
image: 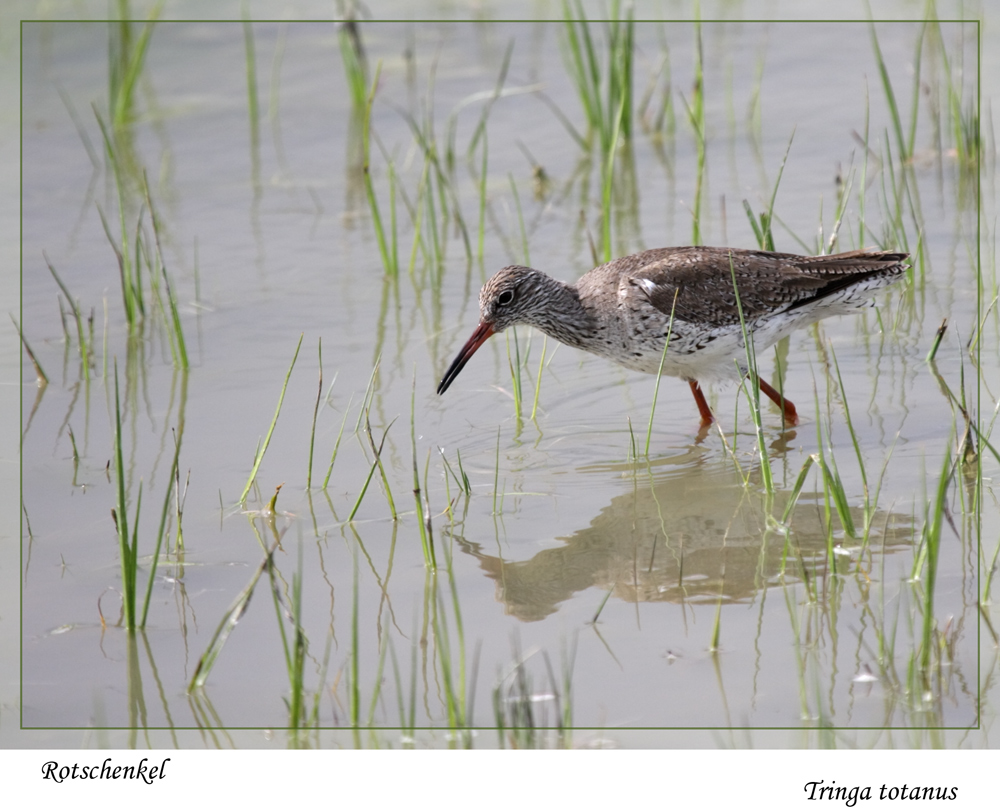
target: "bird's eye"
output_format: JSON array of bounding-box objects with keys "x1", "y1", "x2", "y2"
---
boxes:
[{"x1": 497, "y1": 290, "x2": 515, "y2": 306}]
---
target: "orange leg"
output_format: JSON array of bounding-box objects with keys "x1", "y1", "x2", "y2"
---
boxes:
[
  {"x1": 688, "y1": 380, "x2": 715, "y2": 425},
  {"x1": 758, "y1": 378, "x2": 798, "y2": 426}
]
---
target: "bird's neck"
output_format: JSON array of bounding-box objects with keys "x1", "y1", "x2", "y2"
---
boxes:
[{"x1": 527, "y1": 278, "x2": 596, "y2": 349}]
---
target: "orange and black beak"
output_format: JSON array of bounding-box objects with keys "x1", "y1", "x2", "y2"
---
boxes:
[{"x1": 436, "y1": 322, "x2": 496, "y2": 395}]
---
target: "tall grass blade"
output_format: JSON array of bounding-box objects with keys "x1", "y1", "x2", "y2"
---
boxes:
[
  {"x1": 109, "y1": 9, "x2": 160, "y2": 129},
  {"x1": 140, "y1": 425, "x2": 183, "y2": 627},
  {"x1": 322, "y1": 393, "x2": 353, "y2": 490},
  {"x1": 141, "y1": 173, "x2": 188, "y2": 368},
  {"x1": 530, "y1": 337, "x2": 548, "y2": 422},
  {"x1": 411, "y1": 373, "x2": 436, "y2": 567},
  {"x1": 868, "y1": 20, "x2": 910, "y2": 164},
  {"x1": 919, "y1": 444, "x2": 953, "y2": 681},
  {"x1": 307, "y1": 338, "x2": 322, "y2": 489},
  {"x1": 506, "y1": 328, "x2": 523, "y2": 421},
  {"x1": 347, "y1": 416, "x2": 396, "y2": 522},
  {"x1": 360, "y1": 62, "x2": 399, "y2": 278},
  {"x1": 242, "y1": 10, "x2": 261, "y2": 182},
  {"x1": 645, "y1": 289, "x2": 679, "y2": 456},
  {"x1": 728, "y1": 253, "x2": 773, "y2": 493},
  {"x1": 364, "y1": 410, "x2": 397, "y2": 519},
  {"x1": 112, "y1": 363, "x2": 136, "y2": 629},
  {"x1": 239, "y1": 333, "x2": 304, "y2": 504}
]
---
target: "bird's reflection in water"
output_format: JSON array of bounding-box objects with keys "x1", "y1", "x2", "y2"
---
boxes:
[{"x1": 451, "y1": 462, "x2": 913, "y2": 622}]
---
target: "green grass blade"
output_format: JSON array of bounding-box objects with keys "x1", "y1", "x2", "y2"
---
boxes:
[
  {"x1": 140, "y1": 426, "x2": 181, "y2": 627},
  {"x1": 322, "y1": 394, "x2": 353, "y2": 490},
  {"x1": 920, "y1": 444, "x2": 953, "y2": 678},
  {"x1": 238, "y1": 333, "x2": 304, "y2": 504},
  {"x1": 111, "y1": 9, "x2": 160, "y2": 128},
  {"x1": 411, "y1": 373, "x2": 436, "y2": 566},
  {"x1": 307, "y1": 338, "x2": 322, "y2": 490},
  {"x1": 644, "y1": 289, "x2": 678, "y2": 456},
  {"x1": 112, "y1": 363, "x2": 135, "y2": 629}
]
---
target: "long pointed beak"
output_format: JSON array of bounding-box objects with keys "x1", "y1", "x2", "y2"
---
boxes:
[{"x1": 436, "y1": 322, "x2": 495, "y2": 395}]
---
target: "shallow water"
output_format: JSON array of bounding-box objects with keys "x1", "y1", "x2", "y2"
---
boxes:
[{"x1": 14, "y1": 14, "x2": 993, "y2": 744}]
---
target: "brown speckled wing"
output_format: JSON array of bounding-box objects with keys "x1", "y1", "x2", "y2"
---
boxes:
[{"x1": 626, "y1": 247, "x2": 907, "y2": 328}]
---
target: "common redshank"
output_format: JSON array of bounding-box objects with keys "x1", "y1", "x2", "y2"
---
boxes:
[{"x1": 436, "y1": 246, "x2": 908, "y2": 426}]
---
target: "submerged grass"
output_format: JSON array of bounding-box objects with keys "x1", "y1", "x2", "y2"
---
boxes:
[
  {"x1": 493, "y1": 638, "x2": 574, "y2": 749},
  {"x1": 272, "y1": 543, "x2": 309, "y2": 733},
  {"x1": 430, "y1": 566, "x2": 475, "y2": 745},
  {"x1": 189, "y1": 537, "x2": 281, "y2": 691}
]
